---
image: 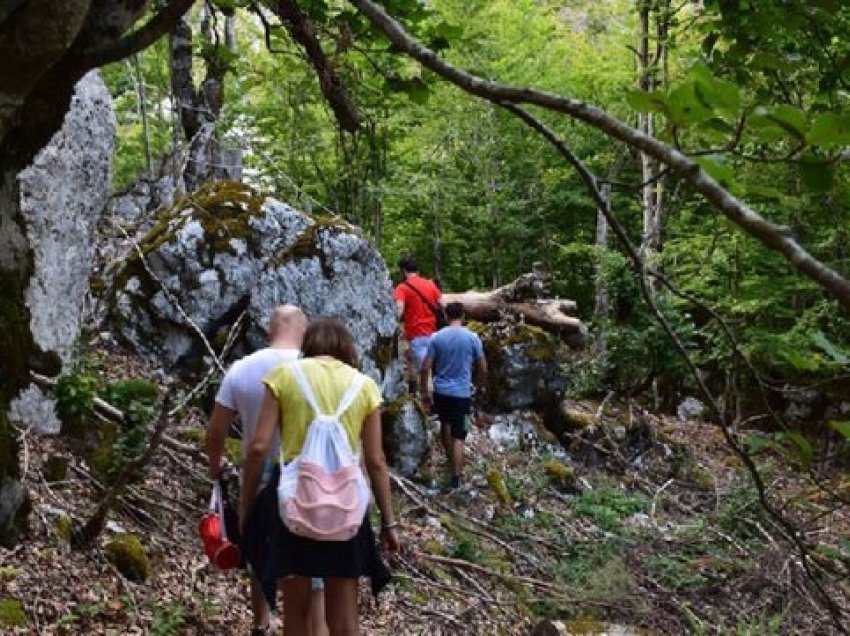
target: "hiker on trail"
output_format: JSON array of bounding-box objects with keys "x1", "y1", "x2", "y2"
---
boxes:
[
  {"x1": 240, "y1": 317, "x2": 399, "y2": 636},
  {"x1": 205, "y1": 305, "x2": 327, "y2": 636},
  {"x1": 393, "y1": 254, "x2": 444, "y2": 392},
  {"x1": 420, "y1": 302, "x2": 488, "y2": 492}
]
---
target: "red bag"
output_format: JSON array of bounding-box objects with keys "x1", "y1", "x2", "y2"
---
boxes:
[{"x1": 198, "y1": 482, "x2": 241, "y2": 570}]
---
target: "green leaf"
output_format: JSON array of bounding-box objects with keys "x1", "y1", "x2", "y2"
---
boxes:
[
  {"x1": 385, "y1": 77, "x2": 430, "y2": 104},
  {"x1": 781, "y1": 431, "x2": 813, "y2": 465},
  {"x1": 829, "y1": 421, "x2": 850, "y2": 441},
  {"x1": 694, "y1": 154, "x2": 737, "y2": 188},
  {"x1": 799, "y1": 154, "x2": 836, "y2": 192},
  {"x1": 625, "y1": 90, "x2": 668, "y2": 114},
  {"x1": 669, "y1": 82, "x2": 713, "y2": 126},
  {"x1": 808, "y1": 112, "x2": 850, "y2": 146},
  {"x1": 745, "y1": 433, "x2": 774, "y2": 454},
  {"x1": 766, "y1": 105, "x2": 808, "y2": 141}
]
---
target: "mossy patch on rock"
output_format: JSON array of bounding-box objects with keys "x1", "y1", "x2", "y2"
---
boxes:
[
  {"x1": 0, "y1": 567, "x2": 21, "y2": 580},
  {"x1": 105, "y1": 533, "x2": 150, "y2": 582},
  {"x1": 544, "y1": 458, "x2": 576, "y2": 491},
  {"x1": 486, "y1": 468, "x2": 513, "y2": 506},
  {"x1": 0, "y1": 598, "x2": 26, "y2": 627},
  {"x1": 54, "y1": 513, "x2": 73, "y2": 545}
]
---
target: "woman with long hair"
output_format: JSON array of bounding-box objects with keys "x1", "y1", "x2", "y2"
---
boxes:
[{"x1": 240, "y1": 317, "x2": 399, "y2": 635}]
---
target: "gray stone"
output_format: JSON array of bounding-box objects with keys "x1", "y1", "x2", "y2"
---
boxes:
[
  {"x1": 676, "y1": 396, "x2": 706, "y2": 421},
  {"x1": 479, "y1": 324, "x2": 565, "y2": 411},
  {"x1": 8, "y1": 384, "x2": 61, "y2": 435},
  {"x1": 0, "y1": 478, "x2": 29, "y2": 547},
  {"x1": 110, "y1": 183, "x2": 398, "y2": 392},
  {"x1": 19, "y1": 71, "x2": 115, "y2": 365},
  {"x1": 382, "y1": 396, "x2": 427, "y2": 477},
  {"x1": 7, "y1": 71, "x2": 114, "y2": 437}
]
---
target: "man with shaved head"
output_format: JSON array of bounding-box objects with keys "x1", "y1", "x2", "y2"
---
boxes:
[{"x1": 206, "y1": 305, "x2": 326, "y2": 635}]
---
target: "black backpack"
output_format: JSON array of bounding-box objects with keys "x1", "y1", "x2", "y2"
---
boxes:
[{"x1": 404, "y1": 280, "x2": 448, "y2": 330}]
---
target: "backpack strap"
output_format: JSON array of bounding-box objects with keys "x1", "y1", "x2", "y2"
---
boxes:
[
  {"x1": 334, "y1": 373, "x2": 367, "y2": 419},
  {"x1": 290, "y1": 362, "x2": 322, "y2": 417},
  {"x1": 403, "y1": 279, "x2": 438, "y2": 313}
]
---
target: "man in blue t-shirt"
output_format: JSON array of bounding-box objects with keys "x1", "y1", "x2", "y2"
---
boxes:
[{"x1": 421, "y1": 302, "x2": 488, "y2": 491}]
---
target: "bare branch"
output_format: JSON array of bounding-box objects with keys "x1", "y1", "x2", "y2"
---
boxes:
[
  {"x1": 270, "y1": 0, "x2": 361, "y2": 132},
  {"x1": 76, "y1": 0, "x2": 197, "y2": 70},
  {"x1": 348, "y1": 0, "x2": 850, "y2": 312}
]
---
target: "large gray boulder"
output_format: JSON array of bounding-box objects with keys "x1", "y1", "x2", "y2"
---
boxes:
[
  {"x1": 474, "y1": 322, "x2": 566, "y2": 412},
  {"x1": 109, "y1": 181, "x2": 398, "y2": 382},
  {"x1": 109, "y1": 180, "x2": 425, "y2": 472},
  {"x1": 7, "y1": 71, "x2": 115, "y2": 436}
]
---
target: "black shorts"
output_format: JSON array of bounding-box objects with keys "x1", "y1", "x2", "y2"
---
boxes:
[{"x1": 433, "y1": 393, "x2": 472, "y2": 441}]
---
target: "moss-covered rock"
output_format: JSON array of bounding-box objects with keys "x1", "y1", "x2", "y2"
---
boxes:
[
  {"x1": 543, "y1": 458, "x2": 576, "y2": 491},
  {"x1": 105, "y1": 533, "x2": 150, "y2": 582},
  {"x1": 486, "y1": 468, "x2": 513, "y2": 506},
  {"x1": 475, "y1": 322, "x2": 566, "y2": 412},
  {"x1": 54, "y1": 513, "x2": 73, "y2": 545},
  {"x1": 0, "y1": 598, "x2": 25, "y2": 628},
  {"x1": 108, "y1": 182, "x2": 400, "y2": 398}
]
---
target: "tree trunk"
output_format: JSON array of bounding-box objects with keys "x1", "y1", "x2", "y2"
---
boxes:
[
  {"x1": 593, "y1": 184, "x2": 611, "y2": 322},
  {"x1": 637, "y1": 0, "x2": 662, "y2": 264},
  {"x1": 442, "y1": 267, "x2": 584, "y2": 346}
]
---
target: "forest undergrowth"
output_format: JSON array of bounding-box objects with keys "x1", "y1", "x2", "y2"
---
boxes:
[{"x1": 2, "y1": 340, "x2": 848, "y2": 635}]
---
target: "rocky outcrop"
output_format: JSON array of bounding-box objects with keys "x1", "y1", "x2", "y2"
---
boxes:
[
  {"x1": 473, "y1": 322, "x2": 566, "y2": 412},
  {"x1": 108, "y1": 180, "x2": 428, "y2": 473},
  {"x1": 109, "y1": 181, "x2": 397, "y2": 385},
  {"x1": 6, "y1": 71, "x2": 115, "y2": 437}
]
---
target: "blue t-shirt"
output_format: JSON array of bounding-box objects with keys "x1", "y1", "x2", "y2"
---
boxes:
[{"x1": 426, "y1": 326, "x2": 485, "y2": 398}]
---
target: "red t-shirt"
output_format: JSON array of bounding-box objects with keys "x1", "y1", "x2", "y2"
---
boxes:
[{"x1": 393, "y1": 276, "x2": 442, "y2": 340}]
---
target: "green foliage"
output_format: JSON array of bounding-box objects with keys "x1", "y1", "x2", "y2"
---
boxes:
[
  {"x1": 571, "y1": 488, "x2": 649, "y2": 532},
  {"x1": 55, "y1": 370, "x2": 98, "y2": 435},
  {"x1": 150, "y1": 602, "x2": 186, "y2": 636}
]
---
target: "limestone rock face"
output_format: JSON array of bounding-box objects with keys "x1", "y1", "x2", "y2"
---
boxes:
[
  {"x1": 20, "y1": 71, "x2": 115, "y2": 365},
  {"x1": 382, "y1": 396, "x2": 427, "y2": 477},
  {"x1": 110, "y1": 181, "x2": 398, "y2": 388},
  {"x1": 475, "y1": 323, "x2": 566, "y2": 412},
  {"x1": 7, "y1": 71, "x2": 115, "y2": 437}
]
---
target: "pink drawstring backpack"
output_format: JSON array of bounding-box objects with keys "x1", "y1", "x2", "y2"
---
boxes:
[{"x1": 277, "y1": 362, "x2": 370, "y2": 541}]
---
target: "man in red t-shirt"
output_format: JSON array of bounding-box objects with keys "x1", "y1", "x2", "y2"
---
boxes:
[{"x1": 393, "y1": 255, "x2": 443, "y2": 391}]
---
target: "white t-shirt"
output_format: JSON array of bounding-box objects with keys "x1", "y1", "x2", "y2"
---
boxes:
[{"x1": 215, "y1": 347, "x2": 300, "y2": 461}]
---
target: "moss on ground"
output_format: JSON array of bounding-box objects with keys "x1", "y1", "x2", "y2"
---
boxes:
[
  {"x1": 486, "y1": 468, "x2": 513, "y2": 506},
  {"x1": 105, "y1": 533, "x2": 150, "y2": 582},
  {"x1": 544, "y1": 457, "x2": 576, "y2": 491},
  {"x1": 0, "y1": 598, "x2": 25, "y2": 627}
]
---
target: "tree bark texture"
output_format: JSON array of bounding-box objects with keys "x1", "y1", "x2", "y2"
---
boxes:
[{"x1": 348, "y1": 0, "x2": 850, "y2": 313}]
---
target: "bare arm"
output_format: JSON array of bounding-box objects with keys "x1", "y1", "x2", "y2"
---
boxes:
[
  {"x1": 362, "y1": 408, "x2": 400, "y2": 552},
  {"x1": 395, "y1": 298, "x2": 405, "y2": 320},
  {"x1": 475, "y1": 355, "x2": 488, "y2": 393},
  {"x1": 239, "y1": 388, "x2": 279, "y2": 525},
  {"x1": 205, "y1": 403, "x2": 236, "y2": 479}
]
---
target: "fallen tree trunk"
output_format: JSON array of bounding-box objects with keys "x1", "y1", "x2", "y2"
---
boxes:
[{"x1": 443, "y1": 266, "x2": 585, "y2": 345}]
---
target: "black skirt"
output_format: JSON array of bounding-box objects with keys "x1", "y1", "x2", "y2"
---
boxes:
[{"x1": 241, "y1": 467, "x2": 391, "y2": 610}]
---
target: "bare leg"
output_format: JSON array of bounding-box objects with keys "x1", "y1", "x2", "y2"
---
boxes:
[
  {"x1": 250, "y1": 577, "x2": 271, "y2": 631},
  {"x1": 451, "y1": 438, "x2": 464, "y2": 482},
  {"x1": 324, "y1": 577, "x2": 360, "y2": 636},
  {"x1": 280, "y1": 577, "x2": 311, "y2": 636},
  {"x1": 309, "y1": 583, "x2": 329, "y2": 636},
  {"x1": 440, "y1": 424, "x2": 453, "y2": 479}
]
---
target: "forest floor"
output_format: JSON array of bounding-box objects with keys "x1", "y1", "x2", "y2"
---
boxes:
[{"x1": 2, "y1": 343, "x2": 850, "y2": 635}]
